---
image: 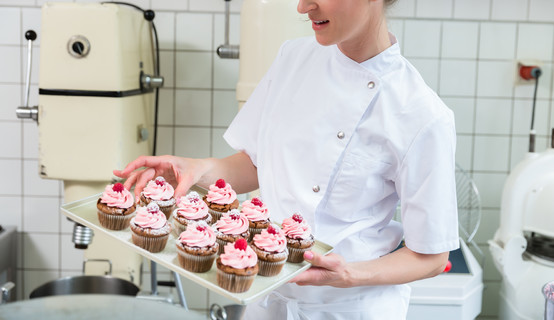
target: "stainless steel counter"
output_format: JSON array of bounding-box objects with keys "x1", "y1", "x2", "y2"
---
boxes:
[{"x1": 0, "y1": 294, "x2": 207, "y2": 319}]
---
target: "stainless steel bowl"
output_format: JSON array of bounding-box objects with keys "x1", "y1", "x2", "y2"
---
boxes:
[{"x1": 29, "y1": 275, "x2": 139, "y2": 299}]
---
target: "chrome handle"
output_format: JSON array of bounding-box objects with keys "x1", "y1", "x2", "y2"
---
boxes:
[
  {"x1": 1, "y1": 282, "x2": 15, "y2": 304},
  {"x1": 141, "y1": 72, "x2": 164, "y2": 89},
  {"x1": 83, "y1": 258, "x2": 113, "y2": 275},
  {"x1": 16, "y1": 30, "x2": 38, "y2": 122}
]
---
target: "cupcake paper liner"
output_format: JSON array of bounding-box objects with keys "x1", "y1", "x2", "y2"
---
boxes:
[
  {"x1": 171, "y1": 218, "x2": 187, "y2": 237},
  {"x1": 97, "y1": 210, "x2": 135, "y2": 230},
  {"x1": 287, "y1": 246, "x2": 312, "y2": 263},
  {"x1": 131, "y1": 232, "x2": 169, "y2": 253},
  {"x1": 258, "y1": 258, "x2": 287, "y2": 277},
  {"x1": 208, "y1": 208, "x2": 223, "y2": 222},
  {"x1": 176, "y1": 247, "x2": 217, "y2": 273},
  {"x1": 216, "y1": 268, "x2": 256, "y2": 293},
  {"x1": 248, "y1": 227, "x2": 265, "y2": 241},
  {"x1": 216, "y1": 238, "x2": 230, "y2": 255}
]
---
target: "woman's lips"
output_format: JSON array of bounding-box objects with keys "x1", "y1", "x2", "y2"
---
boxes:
[{"x1": 312, "y1": 20, "x2": 329, "y2": 30}]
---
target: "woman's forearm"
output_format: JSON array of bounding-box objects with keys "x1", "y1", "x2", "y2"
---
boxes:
[
  {"x1": 196, "y1": 152, "x2": 259, "y2": 194},
  {"x1": 347, "y1": 247, "x2": 449, "y2": 287}
]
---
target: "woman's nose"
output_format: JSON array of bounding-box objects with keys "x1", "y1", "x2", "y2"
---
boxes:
[{"x1": 297, "y1": 0, "x2": 317, "y2": 14}]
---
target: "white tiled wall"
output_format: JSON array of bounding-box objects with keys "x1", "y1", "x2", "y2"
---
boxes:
[{"x1": 1, "y1": 0, "x2": 554, "y2": 319}]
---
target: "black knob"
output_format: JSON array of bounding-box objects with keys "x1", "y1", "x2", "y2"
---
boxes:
[
  {"x1": 72, "y1": 41, "x2": 85, "y2": 55},
  {"x1": 144, "y1": 10, "x2": 155, "y2": 21},
  {"x1": 25, "y1": 30, "x2": 37, "y2": 41}
]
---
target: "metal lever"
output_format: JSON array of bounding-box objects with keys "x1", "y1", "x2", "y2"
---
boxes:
[
  {"x1": 217, "y1": 0, "x2": 239, "y2": 59},
  {"x1": 1, "y1": 282, "x2": 15, "y2": 304},
  {"x1": 140, "y1": 72, "x2": 164, "y2": 89},
  {"x1": 16, "y1": 30, "x2": 39, "y2": 121}
]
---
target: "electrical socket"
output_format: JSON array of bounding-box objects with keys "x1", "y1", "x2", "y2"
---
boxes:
[{"x1": 515, "y1": 60, "x2": 543, "y2": 85}]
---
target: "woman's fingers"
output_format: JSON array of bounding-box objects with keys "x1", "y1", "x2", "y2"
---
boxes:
[
  {"x1": 134, "y1": 167, "x2": 156, "y2": 199},
  {"x1": 114, "y1": 156, "x2": 162, "y2": 177}
]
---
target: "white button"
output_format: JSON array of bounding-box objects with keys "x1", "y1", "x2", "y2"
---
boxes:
[
  {"x1": 367, "y1": 81, "x2": 375, "y2": 89},
  {"x1": 312, "y1": 185, "x2": 320, "y2": 193},
  {"x1": 337, "y1": 131, "x2": 345, "y2": 139}
]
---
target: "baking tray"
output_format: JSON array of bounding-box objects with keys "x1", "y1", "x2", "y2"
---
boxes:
[{"x1": 60, "y1": 187, "x2": 333, "y2": 305}]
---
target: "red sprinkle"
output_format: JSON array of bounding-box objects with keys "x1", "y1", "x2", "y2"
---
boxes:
[
  {"x1": 155, "y1": 177, "x2": 165, "y2": 186},
  {"x1": 234, "y1": 238, "x2": 248, "y2": 251},
  {"x1": 196, "y1": 224, "x2": 207, "y2": 232},
  {"x1": 229, "y1": 210, "x2": 240, "y2": 220},
  {"x1": 292, "y1": 213, "x2": 303, "y2": 223},
  {"x1": 267, "y1": 225, "x2": 278, "y2": 235},
  {"x1": 250, "y1": 197, "x2": 263, "y2": 207},
  {"x1": 112, "y1": 183, "x2": 124, "y2": 193},
  {"x1": 215, "y1": 179, "x2": 226, "y2": 189}
]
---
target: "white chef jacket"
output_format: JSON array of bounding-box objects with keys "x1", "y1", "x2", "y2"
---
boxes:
[{"x1": 224, "y1": 34, "x2": 459, "y2": 320}]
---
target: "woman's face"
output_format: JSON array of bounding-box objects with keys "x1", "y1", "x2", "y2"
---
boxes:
[{"x1": 297, "y1": 0, "x2": 380, "y2": 48}]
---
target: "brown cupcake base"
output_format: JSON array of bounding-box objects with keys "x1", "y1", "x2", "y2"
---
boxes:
[
  {"x1": 176, "y1": 242, "x2": 218, "y2": 273},
  {"x1": 216, "y1": 258, "x2": 258, "y2": 293}
]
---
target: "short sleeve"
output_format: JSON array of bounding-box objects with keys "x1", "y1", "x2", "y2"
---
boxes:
[
  {"x1": 223, "y1": 42, "x2": 287, "y2": 167},
  {"x1": 396, "y1": 109, "x2": 460, "y2": 254}
]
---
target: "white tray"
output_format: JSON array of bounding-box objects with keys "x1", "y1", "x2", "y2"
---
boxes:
[{"x1": 60, "y1": 189, "x2": 333, "y2": 305}]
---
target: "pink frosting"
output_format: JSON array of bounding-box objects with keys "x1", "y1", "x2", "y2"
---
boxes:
[
  {"x1": 100, "y1": 184, "x2": 134, "y2": 208},
  {"x1": 133, "y1": 203, "x2": 167, "y2": 229},
  {"x1": 253, "y1": 225, "x2": 287, "y2": 253},
  {"x1": 142, "y1": 177, "x2": 174, "y2": 201},
  {"x1": 214, "y1": 209, "x2": 249, "y2": 235},
  {"x1": 178, "y1": 221, "x2": 216, "y2": 248},
  {"x1": 220, "y1": 242, "x2": 258, "y2": 269},
  {"x1": 206, "y1": 182, "x2": 237, "y2": 205},
  {"x1": 176, "y1": 191, "x2": 209, "y2": 219},
  {"x1": 241, "y1": 198, "x2": 269, "y2": 222},
  {"x1": 282, "y1": 216, "x2": 312, "y2": 240}
]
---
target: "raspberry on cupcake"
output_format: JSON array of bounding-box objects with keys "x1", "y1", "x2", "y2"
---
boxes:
[
  {"x1": 172, "y1": 191, "x2": 212, "y2": 237},
  {"x1": 216, "y1": 238, "x2": 258, "y2": 293},
  {"x1": 213, "y1": 209, "x2": 250, "y2": 254},
  {"x1": 203, "y1": 179, "x2": 239, "y2": 221},
  {"x1": 130, "y1": 203, "x2": 171, "y2": 253},
  {"x1": 252, "y1": 224, "x2": 288, "y2": 276},
  {"x1": 282, "y1": 213, "x2": 314, "y2": 263},
  {"x1": 139, "y1": 176, "x2": 176, "y2": 220},
  {"x1": 96, "y1": 182, "x2": 136, "y2": 230},
  {"x1": 176, "y1": 221, "x2": 219, "y2": 273},
  {"x1": 241, "y1": 197, "x2": 271, "y2": 241}
]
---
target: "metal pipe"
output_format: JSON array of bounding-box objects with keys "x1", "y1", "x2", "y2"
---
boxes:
[
  {"x1": 150, "y1": 261, "x2": 158, "y2": 295},
  {"x1": 172, "y1": 271, "x2": 188, "y2": 310},
  {"x1": 216, "y1": 0, "x2": 239, "y2": 59}
]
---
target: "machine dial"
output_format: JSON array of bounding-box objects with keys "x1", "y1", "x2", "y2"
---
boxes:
[{"x1": 67, "y1": 35, "x2": 90, "y2": 58}]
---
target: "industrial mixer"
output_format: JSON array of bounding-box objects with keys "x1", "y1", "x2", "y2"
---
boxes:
[{"x1": 16, "y1": 2, "x2": 163, "y2": 283}]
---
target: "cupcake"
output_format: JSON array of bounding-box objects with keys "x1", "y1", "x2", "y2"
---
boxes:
[
  {"x1": 96, "y1": 182, "x2": 136, "y2": 230},
  {"x1": 203, "y1": 179, "x2": 239, "y2": 221},
  {"x1": 282, "y1": 213, "x2": 314, "y2": 263},
  {"x1": 216, "y1": 238, "x2": 258, "y2": 293},
  {"x1": 213, "y1": 209, "x2": 250, "y2": 254},
  {"x1": 130, "y1": 203, "x2": 171, "y2": 253},
  {"x1": 139, "y1": 176, "x2": 176, "y2": 220},
  {"x1": 175, "y1": 221, "x2": 219, "y2": 273},
  {"x1": 172, "y1": 191, "x2": 212, "y2": 237},
  {"x1": 241, "y1": 197, "x2": 271, "y2": 241},
  {"x1": 252, "y1": 224, "x2": 288, "y2": 276}
]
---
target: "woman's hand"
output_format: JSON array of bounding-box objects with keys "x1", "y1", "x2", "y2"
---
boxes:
[
  {"x1": 113, "y1": 155, "x2": 210, "y2": 200},
  {"x1": 289, "y1": 247, "x2": 449, "y2": 288},
  {"x1": 289, "y1": 251, "x2": 354, "y2": 288}
]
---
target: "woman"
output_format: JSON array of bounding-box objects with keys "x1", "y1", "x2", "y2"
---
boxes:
[{"x1": 115, "y1": 0, "x2": 458, "y2": 318}]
